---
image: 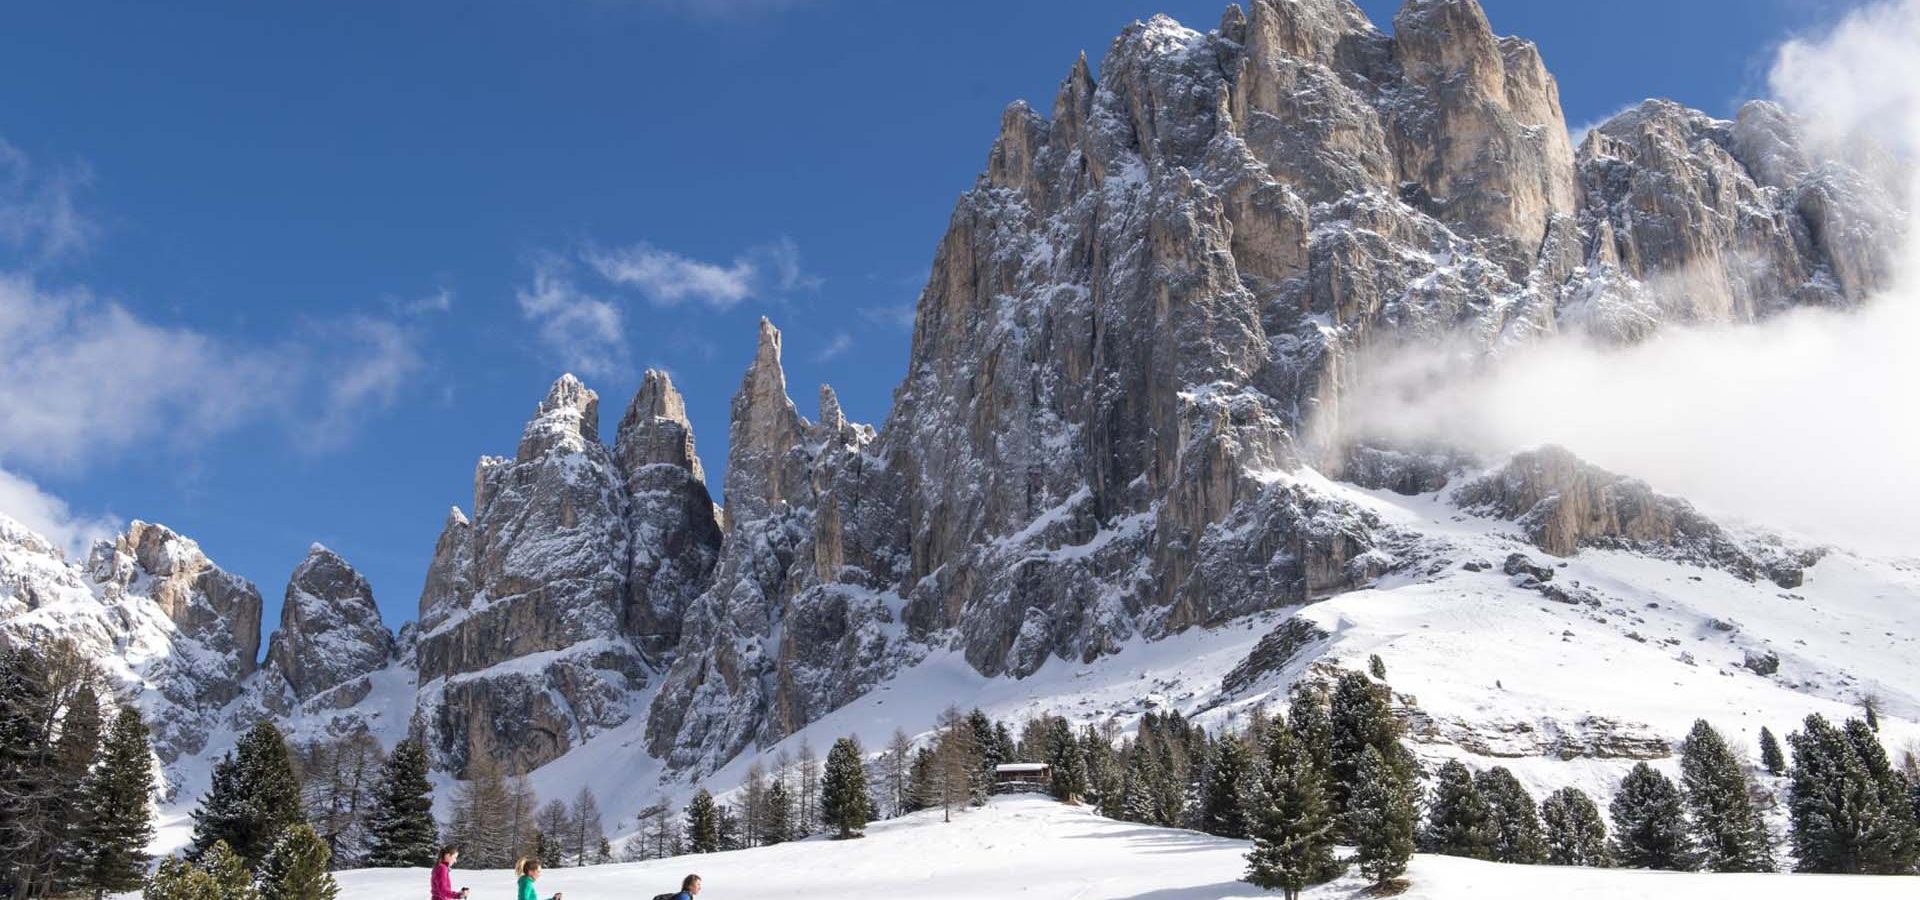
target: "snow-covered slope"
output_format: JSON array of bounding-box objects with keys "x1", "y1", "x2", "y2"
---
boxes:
[{"x1": 329, "y1": 795, "x2": 1917, "y2": 900}]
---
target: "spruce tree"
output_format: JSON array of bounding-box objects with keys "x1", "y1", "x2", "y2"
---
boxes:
[
  {"x1": 1758, "y1": 727, "x2": 1786, "y2": 777},
  {"x1": 1328, "y1": 671, "x2": 1402, "y2": 820},
  {"x1": 1368, "y1": 654, "x2": 1387, "y2": 681},
  {"x1": 1420, "y1": 760, "x2": 1492, "y2": 859},
  {"x1": 365, "y1": 738, "x2": 438, "y2": 868},
  {"x1": 190, "y1": 721, "x2": 304, "y2": 867},
  {"x1": 201, "y1": 841, "x2": 261, "y2": 899},
  {"x1": 145, "y1": 857, "x2": 224, "y2": 900},
  {"x1": 822, "y1": 737, "x2": 874, "y2": 838},
  {"x1": 1345, "y1": 745, "x2": 1416, "y2": 888},
  {"x1": 1082, "y1": 726, "x2": 1121, "y2": 816},
  {"x1": 1678, "y1": 720, "x2": 1773, "y2": 872},
  {"x1": 1198, "y1": 736, "x2": 1251, "y2": 838},
  {"x1": 1242, "y1": 724, "x2": 1339, "y2": 900},
  {"x1": 1120, "y1": 745, "x2": 1164, "y2": 825},
  {"x1": 685, "y1": 788, "x2": 721, "y2": 853},
  {"x1": 1540, "y1": 786, "x2": 1610, "y2": 867},
  {"x1": 1045, "y1": 718, "x2": 1088, "y2": 802},
  {"x1": 1788, "y1": 713, "x2": 1918, "y2": 874},
  {"x1": 1477, "y1": 767, "x2": 1547, "y2": 864},
  {"x1": 1610, "y1": 763, "x2": 1695, "y2": 870},
  {"x1": 761, "y1": 779, "x2": 791, "y2": 845},
  {"x1": 258, "y1": 823, "x2": 339, "y2": 900},
  {"x1": 73, "y1": 706, "x2": 157, "y2": 899}
]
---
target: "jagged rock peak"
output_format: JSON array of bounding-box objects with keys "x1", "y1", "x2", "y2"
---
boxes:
[
  {"x1": 265, "y1": 543, "x2": 394, "y2": 702},
  {"x1": 818, "y1": 384, "x2": 846, "y2": 433},
  {"x1": 87, "y1": 520, "x2": 264, "y2": 678},
  {"x1": 724, "y1": 317, "x2": 805, "y2": 524},
  {"x1": 616, "y1": 368, "x2": 706, "y2": 482},
  {"x1": 518, "y1": 372, "x2": 600, "y2": 461}
]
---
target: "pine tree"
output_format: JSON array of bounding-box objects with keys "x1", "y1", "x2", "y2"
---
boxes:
[
  {"x1": 1082, "y1": 725, "x2": 1121, "y2": 816},
  {"x1": 761, "y1": 779, "x2": 791, "y2": 845},
  {"x1": 1328, "y1": 671, "x2": 1403, "y2": 821},
  {"x1": 258, "y1": 823, "x2": 339, "y2": 900},
  {"x1": 905, "y1": 746, "x2": 936, "y2": 815},
  {"x1": 203, "y1": 841, "x2": 261, "y2": 899},
  {"x1": 1045, "y1": 718, "x2": 1088, "y2": 802},
  {"x1": 364, "y1": 739, "x2": 438, "y2": 868},
  {"x1": 73, "y1": 706, "x2": 157, "y2": 899},
  {"x1": 1345, "y1": 745, "x2": 1416, "y2": 888},
  {"x1": 1610, "y1": 763, "x2": 1696, "y2": 870},
  {"x1": 1678, "y1": 720, "x2": 1773, "y2": 872},
  {"x1": 1476, "y1": 767, "x2": 1547, "y2": 864},
  {"x1": 1198, "y1": 736, "x2": 1251, "y2": 838},
  {"x1": 1120, "y1": 745, "x2": 1163, "y2": 825},
  {"x1": 1287, "y1": 688, "x2": 1333, "y2": 782},
  {"x1": 1758, "y1": 727, "x2": 1786, "y2": 777},
  {"x1": 1241, "y1": 723, "x2": 1339, "y2": 900},
  {"x1": 144, "y1": 857, "x2": 225, "y2": 900},
  {"x1": 685, "y1": 789, "x2": 720, "y2": 853},
  {"x1": 190, "y1": 721, "x2": 304, "y2": 867},
  {"x1": 1788, "y1": 714, "x2": 1919, "y2": 874},
  {"x1": 1368, "y1": 654, "x2": 1387, "y2": 680},
  {"x1": 822, "y1": 737, "x2": 874, "y2": 838},
  {"x1": 1540, "y1": 786, "x2": 1610, "y2": 867},
  {"x1": 48, "y1": 678, "x2": 103, "y2": 892},
  {"x1": 1420, "y1": 760, "x2": 1493, "y2": 859}
]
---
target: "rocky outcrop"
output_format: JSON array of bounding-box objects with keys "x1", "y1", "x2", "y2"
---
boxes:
[
  {"x1": 616, "y1": 370, "x2": 723, "y2": 660},
  {"x1": 0, "y1": 517, "x2": 262, "y2": 770},
  {"x1": 416, "y1": 375, "x2": 648, "y2": 776},
  {"x1": 263, "y1": 544, "x2": 395, "y2": 704},
  {"x1": 1455, "y1": 446, "x2": 1816, "y2": 587}
]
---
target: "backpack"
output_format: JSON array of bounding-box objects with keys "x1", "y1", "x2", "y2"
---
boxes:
[{"x1": 651, "y1": 894, "x2": 679, "y2": 900}]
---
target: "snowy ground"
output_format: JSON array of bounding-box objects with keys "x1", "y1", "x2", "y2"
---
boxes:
[{"x1": 333, "y1": 796, "x2": 1918, "y2": 900}]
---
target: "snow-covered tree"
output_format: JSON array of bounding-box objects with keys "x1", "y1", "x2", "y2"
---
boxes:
[
  {"x1": 364, "y1": 739, "x2": 438, "y2": 868},
  {"x1": 258, "y1": 823, "x2": 338, "y2": 900},
  {"x1": 1198, "y1": 735, "x2": 1251, "y2": 838},
  {"x1": 1788, "y1": 714, "x2": 1919, "y2": 874},
  {"x1": 1241, "y1": 723, "x2": 1338, "y2": 900},
  {"x1": 1420, "y1": 760, "x2": 1492, "y2": 859},
  {"x1": 1540, "y1": 786, "x2": 1610, "y2": 867},
  {"x1": 761, "y1": 779, "x2": 792, "y2": 845},
  {"x1": 1610, "y1": 763, "x2": 1696, "y2": 870},
  {"x1": 1345, "y1": 745, "x2": 1416, "y2": 888},
  {"x1": 1476, "y1": 766, "x2": 1547, "y2": 864},
  {"x1": 1678, "y1": 719, "x2": 1773, "y2": 872},
  {"x1": 1328, "y1": 671, "x2": 1402, "y2": 821},
  {"x1": 190, "y1": 721, "x2": 304, "y2": 867},
  {"x1": 72, "y1": 706, "x2": 157, "y2": 899}
]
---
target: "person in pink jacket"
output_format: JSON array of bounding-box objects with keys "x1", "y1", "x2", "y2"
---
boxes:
[{"x1": 432, "y1": 846, "x2": 470, "y2": 900}]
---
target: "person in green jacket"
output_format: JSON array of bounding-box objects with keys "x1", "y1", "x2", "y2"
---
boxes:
[{"x1": 514, "y1": 857, "x2": 563, "y2": 900}]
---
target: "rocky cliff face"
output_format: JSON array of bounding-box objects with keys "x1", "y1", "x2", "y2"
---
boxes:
[
  {"x1": 0, "y1": 518, "x2": 263, "y2": 771},
  {"x1": 263, "y1": 544, "x2": 396, "y2": 706},
  {"x1": 625, "y1": 0, "x2": 1897, "y2": 773}
]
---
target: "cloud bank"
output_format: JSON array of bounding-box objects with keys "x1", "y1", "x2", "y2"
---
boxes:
[{"x1": 1330, "y1": 0, "x2": 1920, "y2": 556}]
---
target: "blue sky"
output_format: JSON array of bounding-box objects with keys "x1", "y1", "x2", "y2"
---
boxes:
[{"x1": 0, "y1": 0, "x2": 1860, "y2": 634}]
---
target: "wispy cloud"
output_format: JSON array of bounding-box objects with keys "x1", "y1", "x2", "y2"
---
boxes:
[
  {"x1": 859, "y1": 303, "x2": 917, "y2": 330},
  {"x1": 299, "y1": 314, "x2": 431, "y2": 451},
  {"x1": 0, "y1": 465, "x2": 121, "y2": 557},
  {"x1": 517, "y1": 256, "x2": 631, "y2": 378},
  {"x1": 583, "y1": 235, "x2": 818, "y2": 311},
  {"x1": 0, "y1": 139, "x2": 99, "y2": 262},
  {"x1": 813, "y1": 331, "x2": 853, "y2": 362}
]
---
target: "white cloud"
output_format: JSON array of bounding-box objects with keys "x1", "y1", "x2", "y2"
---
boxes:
[
  {"x1": 0, "y1": 466, "x2": 120, "y2": 558},
  {"x1": 0, "y1": 139, "x2": 99, "y2": 262},
  {"x1": 1328, "y1": 0, "x2": 1920, "y2": 555},
  {"x1": 814, "y1": 331, "x2": 853, "y2": 362},
  {"x1": 516, "y1": 258, "x2": 631, "y2": 378},
  {"x1": 0, "y1": 275, "x2": 289, "y2": 471},
  {"x1": 299, "y1": 315, "x2": 430, "y2": 451},
  {"x1": 581, "y1": 236, "x2": 818, "y2": 311}
]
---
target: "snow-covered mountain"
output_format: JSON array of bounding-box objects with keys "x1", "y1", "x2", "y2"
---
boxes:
[{"x1": 2, "y1": 0, "x2": 1914, "y2": 843}]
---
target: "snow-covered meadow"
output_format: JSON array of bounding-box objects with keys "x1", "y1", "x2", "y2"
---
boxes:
[{"x1": 334, "y1": 796, "x2": 1918, "y2": 900}]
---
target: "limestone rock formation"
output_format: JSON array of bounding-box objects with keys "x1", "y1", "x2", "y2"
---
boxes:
[{"x1": 263, "y1": 544, "x2": 395, "y2": 705}]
